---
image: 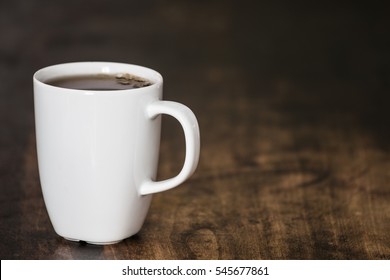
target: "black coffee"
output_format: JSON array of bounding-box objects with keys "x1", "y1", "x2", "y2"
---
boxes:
[{"x1": 45, "y1": 73, "x2": 153, "y2": 90}]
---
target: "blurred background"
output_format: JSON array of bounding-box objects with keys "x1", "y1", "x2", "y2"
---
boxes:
[{"x1": 1, "y1": 0, "x2": 389, "y2": 146}]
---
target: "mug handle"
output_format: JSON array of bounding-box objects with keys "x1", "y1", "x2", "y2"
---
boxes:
[{"x1": 139, "y1": 100, "x2": 200, "y2": 195}]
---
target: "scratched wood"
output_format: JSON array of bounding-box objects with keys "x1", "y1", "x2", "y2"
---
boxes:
[{"x1": 1, "y1": 0, "x2": 389, "y2": 259}]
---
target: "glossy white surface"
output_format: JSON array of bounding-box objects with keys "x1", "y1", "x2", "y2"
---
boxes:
[{"x1": 33, "y1": 62, "x2": 200, "y2": 244}]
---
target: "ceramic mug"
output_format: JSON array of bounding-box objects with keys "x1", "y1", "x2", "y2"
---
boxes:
[{"x1": 33, "y1": 62, "x2": 200, "y2": 244}]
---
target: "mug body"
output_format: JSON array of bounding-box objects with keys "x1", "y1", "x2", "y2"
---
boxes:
[{"x1": 34, "y1": 62, "x2": 163, "y2": 244}]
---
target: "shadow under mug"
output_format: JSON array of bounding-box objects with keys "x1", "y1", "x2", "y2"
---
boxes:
[{"x1": 33, "y1": 62, "x2": 200, "y2": 245}]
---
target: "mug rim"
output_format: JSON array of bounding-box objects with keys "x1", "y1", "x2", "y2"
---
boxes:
[{"x1": 33, "y1": 61, "x2": 163, "y2": 93}]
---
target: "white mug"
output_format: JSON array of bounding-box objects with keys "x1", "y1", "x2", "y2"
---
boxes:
[{"x1": 33, "y1": 62, "x2": 200, "y2": 245}]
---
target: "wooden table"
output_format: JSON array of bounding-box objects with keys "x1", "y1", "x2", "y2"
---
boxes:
[{"x1": 1, "y1": 0, "x2": 389, "y2": 259}]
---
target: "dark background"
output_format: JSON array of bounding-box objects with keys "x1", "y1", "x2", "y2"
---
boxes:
[{"x1": 1, "y1": 0, "x2": 389, "y2": 259}]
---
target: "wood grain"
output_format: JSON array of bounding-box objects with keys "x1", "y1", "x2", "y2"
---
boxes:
[{"x1": 0, "y1": 0, "x2": 389, "y2": 259}]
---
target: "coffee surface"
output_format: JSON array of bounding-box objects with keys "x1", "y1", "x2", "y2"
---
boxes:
[{"x1": 45, "y1": 73, "x2": 153, "y2": 90}]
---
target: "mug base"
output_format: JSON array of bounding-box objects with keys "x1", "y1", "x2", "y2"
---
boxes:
[{"x1": 64, "y1": 237, "x2": 123, "y2": 245}]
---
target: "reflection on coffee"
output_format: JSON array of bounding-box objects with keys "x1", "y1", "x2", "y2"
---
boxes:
[{"x1": 45, "y1": 73, "x2": 153, "y2": 90}]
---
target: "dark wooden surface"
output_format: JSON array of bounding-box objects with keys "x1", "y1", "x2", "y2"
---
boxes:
[{"x1": 1, "y1": 0, "x2": 390, "y2": 260}]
